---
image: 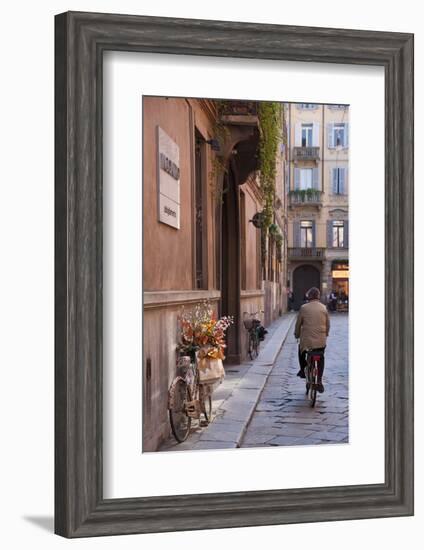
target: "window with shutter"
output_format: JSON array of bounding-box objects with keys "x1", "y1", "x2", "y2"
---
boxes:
[
  {"x1": 301, "y1": 123, "x2": 313, "y2": 147},
  {"x1": 300, "y1": 220, "x2": 313, "y2": 248},
  {"x1": 331, "y1": 167, "x2": 347, "y2": 194},
  {"x1": 332, "y1": 220, "x2": 345, "y2": 247},
  {"x1": 330, "y1": 123, "x2": 348, "y2": 148}
]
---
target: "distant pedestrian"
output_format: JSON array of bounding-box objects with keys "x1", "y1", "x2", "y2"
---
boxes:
[
  {"x1": 288, "y1": 289, "x2": 294, "y2": 311},
  {"x1": 329, "y1": 290, "x2": 337, "y2": 312}
]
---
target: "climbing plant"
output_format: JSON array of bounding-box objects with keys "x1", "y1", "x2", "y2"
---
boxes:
[
  {"x1": 258, "y1": 101, "x2": 282, "y2": 229},
  {"x1": 269, "y1": 223, "x2": 284, "y2": 263},
  {"x1": 208, "y1": 103, "x2": 231, "y2": 202}
]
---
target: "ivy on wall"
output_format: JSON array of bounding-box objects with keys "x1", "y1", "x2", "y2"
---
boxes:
[
  {"x1": 269, "y1": 223, "x2": 284, "y2": 263},
  {"x1": 208, "y1": 104, "x2": 230, "y2": 202},
  {"x1": 258, "y1": 101, "x2": 282, "y2": 229}
]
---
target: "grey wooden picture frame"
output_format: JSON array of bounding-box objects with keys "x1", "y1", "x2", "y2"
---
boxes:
[{"x1": 55, "y1": 11, "x2": 414, "y2": 538}]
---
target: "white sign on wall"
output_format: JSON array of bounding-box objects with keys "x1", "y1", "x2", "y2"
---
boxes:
[{"x1": 157, "y1": 126, "x2": 180, "y2": 229}]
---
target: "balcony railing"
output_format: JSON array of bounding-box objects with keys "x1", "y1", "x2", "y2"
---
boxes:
[
  {"x1": 288, "y1": 190, "x2": 323, "y2": 207},
  {"x1": 293, "y1": 146, "x2": 320, "y2": 161},
  {"x1": 288, "y1": 247, "x2": 325, "y2": 259}
]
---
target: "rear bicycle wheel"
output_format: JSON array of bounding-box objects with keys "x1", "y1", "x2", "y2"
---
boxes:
[
  {"x1": 169, "y1": 379, "x2": 192, "y2": 442},
  {"x1": 304, "y1": 363, "x2": 311, "y2": 395},
  {"x1": 310, "y1": 363, "x2": 318, "y2": 407},
  {"x1": 310, "y1": 385, "x2": 317, "y2": 407},
  {"x1": 251, "y1": 331, "x2": 259, "y2": 359},
  {"x1": 248, "y1": 332, "x2": 255, "y2": 360},
  {"x1": 254, "y1": 331, "x2": 260, "y2": 357},
  {"x1": 199, "y1": 384, "x2": 213, "y2": 423}
]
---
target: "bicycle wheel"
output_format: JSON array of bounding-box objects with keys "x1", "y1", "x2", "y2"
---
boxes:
[
  {"x1": 310, "y1": 384, "x2": 317, "y2": 407},
  {"x1": 310, "y1": 363, "x2": 318, "y2": 407},
  {"x1": 248, "y1": 332, "x2": 255, "y2": 360},
  {"x1": 254, "y1": 332, "x2": 260, "y2": 358},
  {"x1": 251, "y1": 331, "x2": 259, "y2": 359},
  {"x1": 200, "y1": 386, "x2": 213, "y2": 423},
  {"x1": 169, "y1": 379, "x2": 192, "y2": 443}
]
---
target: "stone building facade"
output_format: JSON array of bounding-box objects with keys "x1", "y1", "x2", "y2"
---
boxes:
[
  {"x1": 143, "y1": 97, "x2": 289, "y2": 451},
  {"x1": 286, "y1": 103, "x2": 349, "y2": 309}
]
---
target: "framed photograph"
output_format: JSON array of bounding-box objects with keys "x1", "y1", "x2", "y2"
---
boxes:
[{"x1": 55, "y1": 11, "x2": 414, "y2": 538}]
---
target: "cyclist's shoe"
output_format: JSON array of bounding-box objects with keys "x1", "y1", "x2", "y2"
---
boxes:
[
  {"x1": 317, "y1": 382, "x2": 325, "y2": 393},
  {"x1": 297, "y1": 369, "x2": 306, "y2": 379}
]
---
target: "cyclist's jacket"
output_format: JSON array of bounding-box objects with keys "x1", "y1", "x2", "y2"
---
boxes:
[{"x1": 294, "y1": 300, "x2": 330, "y2": 352}]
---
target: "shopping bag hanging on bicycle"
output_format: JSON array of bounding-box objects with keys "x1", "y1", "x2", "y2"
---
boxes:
[{"x1": 196, "y1": 346, "x2": 225, "y2": 386}]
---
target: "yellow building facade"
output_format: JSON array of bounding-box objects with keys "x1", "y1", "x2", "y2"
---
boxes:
[{"x1": 286, "y1": 103, "x2": 349, "y2": 309}]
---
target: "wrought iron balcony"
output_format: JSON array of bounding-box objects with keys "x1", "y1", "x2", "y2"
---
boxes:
[
  {"x1": 288, "y1": 247, "x2": 325, "y2": 259},
  {"x1": 293, "y1": 146, "x2": 320, "y2": 161},
  {"x1": 288, "y1": 190, "x2": 323, "y2": 207}
]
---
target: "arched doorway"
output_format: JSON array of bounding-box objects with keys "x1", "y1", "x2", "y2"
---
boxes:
[
  {"x1": 293, "y1": 264, "x2": 321, "y2": 310},
  {"x1": 219, "y1": 163, "x2": 241, "y2": 363}
]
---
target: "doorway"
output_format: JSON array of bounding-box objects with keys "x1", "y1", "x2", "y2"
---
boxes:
[
  {"x1": 220, "y1": 164, "x2": 241, "y2": 363},
  {"x1": 293, "y1": 264, "x2": 321, "y2": 310}
]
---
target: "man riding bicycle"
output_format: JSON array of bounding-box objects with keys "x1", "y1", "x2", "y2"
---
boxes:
[{"x1": 294, "y1": 287, "x2": 330, "y2": 393}]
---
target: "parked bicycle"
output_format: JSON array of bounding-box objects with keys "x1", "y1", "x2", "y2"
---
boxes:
[
  {"x1": 243, "y1": 310, "x2": 265, "y2": 360},
  {"x1": 304, "y1": 349, "x2": 324, "y2": 407},
  {"x1": 168, "y1": 355, "x2": 213, "y2": 443}
]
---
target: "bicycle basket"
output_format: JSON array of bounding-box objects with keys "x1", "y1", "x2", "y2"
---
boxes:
[{"x1": 243, "y1": 318, "x2": 260, "y2": 330}]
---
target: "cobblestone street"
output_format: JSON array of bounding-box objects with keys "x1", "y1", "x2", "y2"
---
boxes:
[{"x1": 240, "y1": 313, "x2": 348, "y2": 448}]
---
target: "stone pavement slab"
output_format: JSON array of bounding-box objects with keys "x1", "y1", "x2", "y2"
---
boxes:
[
  {"x1": 158, "y1": 313, "x2": 296, "y2": 452},
  {"x1": 240, "y1": 312, "x2": 349, "y2": 448}
]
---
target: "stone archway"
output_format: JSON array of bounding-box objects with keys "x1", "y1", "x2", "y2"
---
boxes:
[{"x1": 293, "y1": 264, "x2": 321, "y2": 310}]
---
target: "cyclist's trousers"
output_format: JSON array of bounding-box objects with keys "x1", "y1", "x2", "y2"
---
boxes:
[{"x1": 298, "y1": 346, "x2": 326, "y2": 379}]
